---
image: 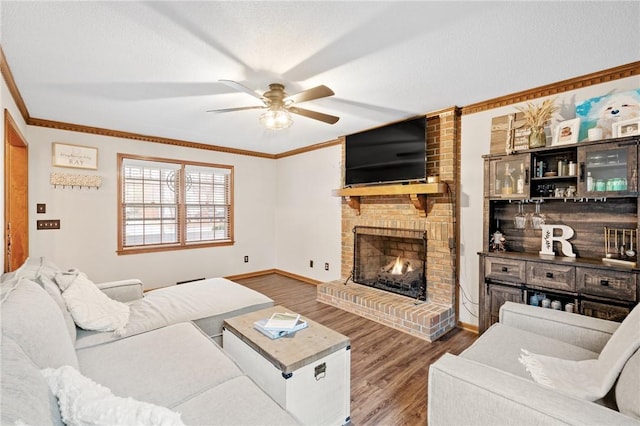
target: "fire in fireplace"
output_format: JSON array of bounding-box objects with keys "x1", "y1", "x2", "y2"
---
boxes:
[{"x1": 351, "y1": 226, "x2": 427, "y2": 300}]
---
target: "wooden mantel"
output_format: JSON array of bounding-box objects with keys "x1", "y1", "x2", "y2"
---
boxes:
[{"x1": 332, "y1": 182, "x2": 447, "y2": 216}]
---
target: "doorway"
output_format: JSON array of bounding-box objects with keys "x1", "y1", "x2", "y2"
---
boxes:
[{"x1": 4, "y1": 109, "x2": 28, "y2": 272}]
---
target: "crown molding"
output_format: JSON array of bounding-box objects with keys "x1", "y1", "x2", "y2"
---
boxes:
[
  {"x1": 0, "y1": 45, "x2": 31, "y2": 123},
  {"x1": 274, "y1": 138, "x2": 343, "y2": 159},
  {"x1": 461, "y1": 61, "x2": 640, "y2": 115},
  {"x1": 27, "y1": 117, "x2": 276, "y2": 159},
  {"x1": 426, "y1": 106, "x2": 461, "y2": 118}
]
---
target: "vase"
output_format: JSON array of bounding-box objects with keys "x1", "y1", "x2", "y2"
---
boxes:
[{"x1": 528, "y1": 127, "x2": 547, "y2": 148}]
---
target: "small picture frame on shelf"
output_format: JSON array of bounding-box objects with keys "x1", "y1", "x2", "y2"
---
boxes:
[
  {"x1": 551, "y1": 118, "x2": 580, "y2": 146},
  {"x1": 612, "y1": 118, "x2": 640, "y2": 138}
]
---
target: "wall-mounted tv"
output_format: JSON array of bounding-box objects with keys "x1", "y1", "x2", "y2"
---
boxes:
[{"x1": 344, "y1": 116, "x2": 427, "y2": 187}]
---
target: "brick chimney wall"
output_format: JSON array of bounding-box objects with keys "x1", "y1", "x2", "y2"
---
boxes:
[{"x1": 339, "y1": 108, "x2": 460, "y2": 307}]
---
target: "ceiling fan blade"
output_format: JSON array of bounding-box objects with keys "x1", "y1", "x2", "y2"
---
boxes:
[
  {"x1": 207, "y1": 105, "x2": 264, "y2": 113},
  {"x1": 284, "y1": 85, "x2": 334, "y2": 104},
  {"x1": 219, "y1": 80, "x2": 266, "y2": 103},
  {"x1": 288, "y1": 106, "x2": 340, "y2": 125}
]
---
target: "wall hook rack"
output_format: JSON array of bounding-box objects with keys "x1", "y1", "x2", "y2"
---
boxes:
[{"x1": 50, "y1": 172, "x2": 102, "y2": 189}]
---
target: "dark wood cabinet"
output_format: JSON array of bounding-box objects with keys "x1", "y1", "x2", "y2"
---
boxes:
[
  {"x1": 480, "y1": 136, "x2": 639, "y2": 333},
  {"x1": 485, "y1": 283, "x2": 524, "y2": 327},
  {"x1": 479, "y1": 252, "x2": 638, "y2": 332},
  {"x1": 581, "y1": 299, "x2": 632, "y2": 322},
  {"x1": 487, "y1": 153, "x2": 531, "y2": 199}
]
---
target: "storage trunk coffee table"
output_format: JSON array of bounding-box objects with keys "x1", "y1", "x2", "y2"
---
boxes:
[{"x1": 222, "y1": 305, "x2": 351, "y2": 426}]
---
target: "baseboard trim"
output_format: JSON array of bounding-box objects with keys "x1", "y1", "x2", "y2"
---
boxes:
[
  {"x1": 224, "y1": 269, "x2": 278, "y2": 281},
  {"x1": 225, "y1": 269, "x2": 322, "y2": 285},
  {"x1": 273, "y1": 269, "x2": 322, "y2": 285},
  {"x1": 457, "y1": 321, "x2": 479, "y2": 334}
]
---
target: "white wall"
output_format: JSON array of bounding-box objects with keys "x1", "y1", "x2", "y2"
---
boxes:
[
  {"x1": 26, "y1": 126, "x2": 277, "y2": 289},
  {"x1": 1, "y1": 73, "x2": 29, "y2": 271},
  {"x1": 274, "y1": 145, "x2": 342, "y2": 282},
  {"x1": 6, "y1": 67, "x2": 639, "y2": 322},
  {"x1": 459, "y1": 75, "x2": 640, "y2": 327}
]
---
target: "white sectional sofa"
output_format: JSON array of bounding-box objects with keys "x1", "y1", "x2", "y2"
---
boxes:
[
  {"x1": 1, "y1": 257, "x2": 299, "y2": 425},
  {"x1": 428, "y1": 301, "x2": 640, "y2": 425}
]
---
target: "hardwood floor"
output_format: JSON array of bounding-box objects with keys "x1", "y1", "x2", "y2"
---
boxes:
[{"x1": 234, "y1": 273, "x2": 478, "y2": 426}]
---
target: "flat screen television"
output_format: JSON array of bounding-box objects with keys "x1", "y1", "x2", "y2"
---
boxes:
[{"x1": 344, "y1": 116, "x2": 427, "y2": 186}]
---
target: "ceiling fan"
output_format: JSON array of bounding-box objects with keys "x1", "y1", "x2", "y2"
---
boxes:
[{"x1": 208, "y1": 80, "x2": 340, "y2": 130}]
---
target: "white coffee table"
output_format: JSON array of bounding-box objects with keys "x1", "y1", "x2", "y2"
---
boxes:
[{"x1": 223, "y1": 305, "x2": 351, "y2": 426}]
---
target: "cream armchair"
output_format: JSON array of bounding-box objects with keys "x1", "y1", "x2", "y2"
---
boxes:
[{"x1": 428, "y1": 302, "x2": 640, "y2": 425}]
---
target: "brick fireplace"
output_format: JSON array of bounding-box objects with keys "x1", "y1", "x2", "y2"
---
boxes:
[
  {"x1": 351, "y1": 226, "x2": 427, "y2": 300},
  {"x1": 317, "y1": 108, "x2": 460, "y2": 342}
]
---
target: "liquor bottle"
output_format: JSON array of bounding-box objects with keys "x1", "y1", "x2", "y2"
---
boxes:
[
  {"x1": 502, "y1": 163, "x2": 514, "y2": 195},
  {"x1": 516, "y1": 163, "x2": 525, "y2": 194}
]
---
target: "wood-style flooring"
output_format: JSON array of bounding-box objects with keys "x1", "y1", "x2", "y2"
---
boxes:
[{"x1": 234, "y1": 273, "x2": 478, "y2": 426}]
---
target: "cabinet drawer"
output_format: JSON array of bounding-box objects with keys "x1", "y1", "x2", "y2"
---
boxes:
[
  {"x1": 581, "y1": 300, "x2": 631, "y2": 322},
  {"x1": 576, "y1": 268, "x2": 637, "y2": 302},
  {"x1": 526, "y1": 262, "x2": 575, "y2": 291},
  {"x1": 484, "y1": 258, "x2": 526, "y2": 283}
]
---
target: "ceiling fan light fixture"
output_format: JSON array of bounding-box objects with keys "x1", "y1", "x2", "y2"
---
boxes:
[{"x1": 259, "y1": 108, "x2": 293, "y2": 130}]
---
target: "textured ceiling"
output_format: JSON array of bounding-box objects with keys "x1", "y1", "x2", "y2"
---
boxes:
[{"x1": 1, "y1": 1, "x2": 639, "y2": 155}]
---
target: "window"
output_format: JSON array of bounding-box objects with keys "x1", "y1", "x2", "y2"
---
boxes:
[{"x1": 118, "y1": 154, "x2": 233, "y2": 254}]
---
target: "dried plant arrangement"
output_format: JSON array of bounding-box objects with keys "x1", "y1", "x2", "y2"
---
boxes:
[
  {"x1": 514, "y1": 98, "x2": 559, "y2": 130},
  {"x1": 514, "y1": 97, "x2": 559, "y2": 148}
]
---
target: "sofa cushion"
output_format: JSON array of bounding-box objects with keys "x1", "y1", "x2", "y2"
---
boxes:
[
  {"x1": 1, "y1": 336, "x2": 64, "y2": 426},
  {"x1": 42, "y1": 365, "x2": 185, "y2": 426},
  {"x1": 2, "y1": 257, "x2": 76, "y2": 342},
  {"x1": 3, "y1": 256, "x2": 61, "y2": 282},
  {"x1": 174, "y1": 375, "x2": 299, "y2": 425},
  {"x1": 518, "y1": 303, "x2": 640, "y2": 401},
  {"x1": 124, "y1": 278, "x2": 273, "y2": 338},
  {"x1": 55, "y1": 269, "x2": 130, "y2": 334},
  {"x1": 40, "y1": 274, "x2": 77, "y2": 343},
  {"x1": 1, "y1": 277, "x2": 79, "y2": 369},
  {"x1": 461, "y1": 323, "x2": 598, "y2": 379},
  {"x1": 77, "y1": 322, "x2": 243, "y2": 409},
  {"x1": 616, "y1": 348, "x2": 640, "y2": 419},
  {"x1": 74, "y1": 277, "x2": 273, "y2": 349}
]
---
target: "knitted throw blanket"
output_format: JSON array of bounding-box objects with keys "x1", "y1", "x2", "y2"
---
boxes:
[{"x1": 519, "y1": 304, "x2": 640, "y2": 401}]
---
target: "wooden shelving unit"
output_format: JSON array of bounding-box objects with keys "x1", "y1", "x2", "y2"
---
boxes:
[{"x1": 332, "y1": 182, "x2": 447, "y2": 215}]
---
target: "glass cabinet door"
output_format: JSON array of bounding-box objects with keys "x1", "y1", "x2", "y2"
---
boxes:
[
  {"x1": 488, "y1": 153, "x2": 530, "y2": 199},
  {"x1": 578, "y1": 142, "x2": 638, "y2": 196}
]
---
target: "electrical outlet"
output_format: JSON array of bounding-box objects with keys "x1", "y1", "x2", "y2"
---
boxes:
[
  {"x1": 244, "y1": 256, "x2": 249, "y2": 263},
  {"x1": 309, "y1": 260, "x2": 314, "y2": 268},
  {"x1": 324, "y1": 262, "x2": 329, "y2": 271}
]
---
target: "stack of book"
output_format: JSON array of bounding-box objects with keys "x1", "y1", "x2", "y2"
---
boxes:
[{"x1": 254, "y1": 312, "x2": 308, "y2": 339}]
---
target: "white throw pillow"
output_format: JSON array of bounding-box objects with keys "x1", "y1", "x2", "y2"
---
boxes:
[
  {"x1": 55, "y1": 269, "x2": 130, "y2": 335},
  {"x1": 42, "y1": 365, "x2": 184, "y2": 426}
]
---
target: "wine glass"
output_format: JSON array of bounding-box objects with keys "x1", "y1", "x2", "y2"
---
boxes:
[
  {"x1": 514, "y1": 203, "x2": 527, "y2": 230},
  {"x1": 531, "y1": 202, "x2": 545, "y2": 230}
]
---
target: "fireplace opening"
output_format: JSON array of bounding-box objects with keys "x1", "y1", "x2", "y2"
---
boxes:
[{"x1": 351, "y1": 226, "x2": 427, "y2": 300}]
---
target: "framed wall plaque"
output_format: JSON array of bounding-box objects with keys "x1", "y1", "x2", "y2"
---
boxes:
[
  {"x1": 490, "y1": 112, "x2": 531, "y2": 154},
  {"x1": 52, "y1": 143, "x2": 98, "y2": 170}
]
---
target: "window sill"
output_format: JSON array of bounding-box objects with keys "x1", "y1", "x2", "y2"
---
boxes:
[{"x1": 117, "y1": 240, "x2": 234, "y2": 255}]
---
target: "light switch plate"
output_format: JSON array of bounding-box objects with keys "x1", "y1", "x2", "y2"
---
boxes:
[{"x1": 37, "y1": 220, "x2": 60, "y2": 230}]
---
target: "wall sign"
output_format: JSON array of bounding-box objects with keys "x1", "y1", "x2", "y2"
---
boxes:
[
  {"x1": 52, "y1": 142, "x2": 98, "y2": 170},
  {"x1": 539, "y1": 224, "x2": 576, "y2": 257}
]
